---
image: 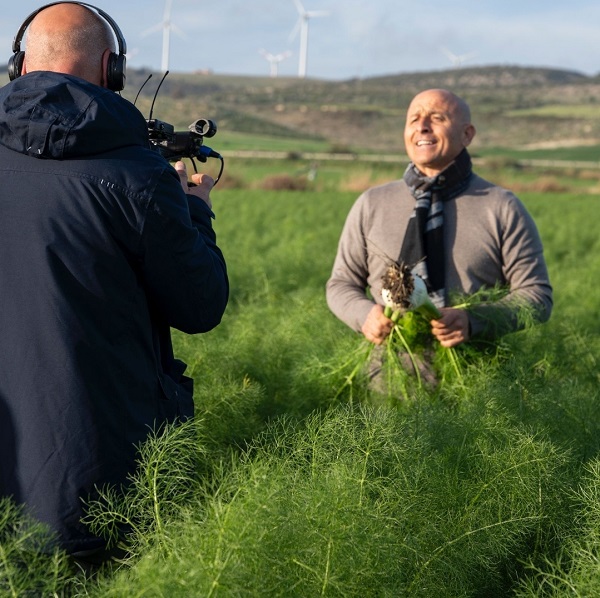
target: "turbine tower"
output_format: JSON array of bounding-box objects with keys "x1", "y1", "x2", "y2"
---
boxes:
[
  {"x1": 259, "y1": 49, "x2": 292, "y2": 77},
  {"x1": 289, "y1": 0, "x2": 329, "y2": 78},
  {"x1": 142, "y1": 0, "x2": 186, "y2": 72}
]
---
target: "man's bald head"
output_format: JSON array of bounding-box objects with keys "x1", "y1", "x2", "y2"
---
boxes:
[
  {"x1": 404, "y1": 88, "x2": 476, "y2": 177},
  {"x1": 23, "y1": 3, "x2": 115, "y2": 87}
]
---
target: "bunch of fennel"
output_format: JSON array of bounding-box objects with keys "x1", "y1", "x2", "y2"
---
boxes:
[
  {"x1": 381, "y1": 262, "x2": 441, "y2": 322},
  {"x1": 379, "y1": 262, "x2": 464, "y2": 392}
]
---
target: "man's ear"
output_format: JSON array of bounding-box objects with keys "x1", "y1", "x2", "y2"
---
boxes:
[{"x1": 463, "y1": 124, "x2": 476, "y2": 147}]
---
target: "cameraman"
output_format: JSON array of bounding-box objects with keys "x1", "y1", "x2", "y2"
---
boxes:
[{"x1": 0, "y1": 2, "x2": 228, "y2": 565}]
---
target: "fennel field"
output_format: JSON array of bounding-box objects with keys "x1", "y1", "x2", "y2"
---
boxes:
[{"x1": 2, "y1": 168, "x2": 600, "y2": 597}]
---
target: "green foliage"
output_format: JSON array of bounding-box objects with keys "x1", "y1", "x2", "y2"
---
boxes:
[
  {"x1": 326, "y1": 284, "x2": 528, "y2": 405},
  {"x1": 516, "y1": 459, "x2": 600, "y2": 597},
  {"x1": 4, "y1": 179, "x2": 600, "y2": 596},
  {"x1": 83, "y1": 404, "x2": 571, "y2": 597},
  {"x1": 0, "y1": 498, "x2": 75, "y2": 597},
  {"x1": 78, "y1": 419, "x2": 213, "y2": 587}
]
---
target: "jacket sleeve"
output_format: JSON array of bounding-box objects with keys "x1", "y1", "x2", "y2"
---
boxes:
[{"x1": 139, "y1": 166, "x2": 229, "y2": 334}]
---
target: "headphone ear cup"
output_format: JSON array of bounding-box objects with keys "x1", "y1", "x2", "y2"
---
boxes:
[
  {"x1": 106, "y1": 51, "x2": 126, "y2": 91},
  {"x1": 8, "y1": 51, "x2": 25, "y2": 81}
]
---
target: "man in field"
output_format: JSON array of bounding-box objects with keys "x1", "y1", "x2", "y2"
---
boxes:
[
  {"x1": 326, "y1": 88, "x2": 552, "y2": 355},
  {"x1": 0, "y1": 2, "x2": 228, "y2": 565}
]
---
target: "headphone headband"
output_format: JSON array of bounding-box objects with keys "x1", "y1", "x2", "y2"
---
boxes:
[{"x1": 9, "y1": 2, "x2": 127, "y2": 91}]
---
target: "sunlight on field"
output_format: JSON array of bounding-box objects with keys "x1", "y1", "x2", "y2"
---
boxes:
[{"x1": 3, "y1": 171, "x2": 599, "y2": 596}]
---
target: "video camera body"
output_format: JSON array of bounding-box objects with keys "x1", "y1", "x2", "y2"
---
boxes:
[
  {"x1": 147, "y1": 117, "x2": 220, "y2": 163},
  {"x1": 147, "y1": 116, "x2": 224, "y2": 185}
]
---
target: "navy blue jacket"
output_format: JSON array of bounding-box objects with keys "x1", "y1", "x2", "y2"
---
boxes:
[{"x1": 0, "y1": 72, "x2": 228, "y2": 553}]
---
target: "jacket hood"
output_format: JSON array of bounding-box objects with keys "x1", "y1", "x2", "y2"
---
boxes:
[{"x1": 0, "y1": 71, "x2": 149, "y2": 159}]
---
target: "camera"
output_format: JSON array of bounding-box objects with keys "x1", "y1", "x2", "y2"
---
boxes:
[
  {"x1": 147, "y1": 118, "x2": 220, "y2": 163},
  {"x1": 140, "y1": 72, "x2": 224, "y2": 184}
]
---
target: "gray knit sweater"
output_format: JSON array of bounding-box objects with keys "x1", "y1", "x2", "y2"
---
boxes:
[{"x1": 326, "y1": 174, "x2": 553, "y2": 340}]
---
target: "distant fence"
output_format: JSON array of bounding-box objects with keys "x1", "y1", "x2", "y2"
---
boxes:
[
  {"x1": 222, "y1": 150, "x2": 405, "y2": 163},
  {"x1": 515, "y1": 159, "x2": 600, "y2": 169},
  {"x1": 222, "y1": 151, "x2": 600, "y2": 169}
]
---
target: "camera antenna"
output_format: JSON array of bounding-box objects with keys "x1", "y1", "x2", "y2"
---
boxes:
[
  {"x1": 134, "y1": 73, "x2": 153, "y2": 106},
  {"x1": 149, "y1": 70, "x2": 169, "y2": 122}
]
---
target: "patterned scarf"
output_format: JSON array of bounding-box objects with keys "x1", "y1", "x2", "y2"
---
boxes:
[{"x1": 398, "y1": 148, "x2": 473, "y2": 308}]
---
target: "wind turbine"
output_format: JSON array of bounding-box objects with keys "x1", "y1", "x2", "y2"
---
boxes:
[
  {"x1": 259, "y1": 49, "x2": 292, "y2": 77},
  {"x1": 142, "y1": 0, "x2": 186, "y2": 72},
  {"x1": 441, "y1": 46, "x2": 477, "y2": 68},
  {"x1": 289, "y1": 0, "x2": 329, "y2": 78}
]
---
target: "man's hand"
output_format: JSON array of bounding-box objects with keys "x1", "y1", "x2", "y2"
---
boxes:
[
  {"x1": 430, "y1": 307, "x2": 470, "y2": 348},
  {"x1": 361, "y1": 304, "x2": 394, "y2": 345},
  {"x1": 175, "y1": 161, "x2": 214, "y2": 209}
]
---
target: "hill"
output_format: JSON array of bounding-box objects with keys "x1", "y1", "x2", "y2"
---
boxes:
[
  {"x1": 2, "y1": 65, "x2": 600, "y2": 154},
  {"x1": 125, "y1": 65, "x2": 600, "y2": 154}
]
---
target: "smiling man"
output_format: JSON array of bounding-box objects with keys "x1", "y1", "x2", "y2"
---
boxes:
[
  {"x1": 404, "y1": 89, "x2": 475, "y2": 177},
  {"x1": 326, "y1": 88, "x2": 552, "y2": 374}
]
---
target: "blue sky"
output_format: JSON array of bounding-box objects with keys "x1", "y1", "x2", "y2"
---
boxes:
[{"x1": 3, "y1": 0, "x2": 600, "y2": 80}]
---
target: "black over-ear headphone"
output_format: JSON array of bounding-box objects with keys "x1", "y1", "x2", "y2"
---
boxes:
[{"x1": 8, "y1": 1, "x2": 127, "y2": 91}]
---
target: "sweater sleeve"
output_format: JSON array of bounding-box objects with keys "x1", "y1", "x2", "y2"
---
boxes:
[
  {"x1": 139, "y1": 166, "x2": 229, "y2": 334},
  {"x1": 326, "y1": 192, "x2": 377, "y2": 332},
  {"x1": 467, "y1": 193, "x2": 553, "y2": 340}
]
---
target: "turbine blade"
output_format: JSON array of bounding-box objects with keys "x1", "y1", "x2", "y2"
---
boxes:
[
  {"x1": 140, "y1": 22, "x2": 163, "y2": 37},
  {"x1": 171, "y1": 23, "x2": 187, "y2": 40},
  {"x1": 292, "y1": 0, "x2": 305, "y2": 16},
  {"x1": 288, "y1": 18, "x2": 301, "y2": 42},
  {"x1": 440, "y1": 46, "x2": 457, "y2": 60}
]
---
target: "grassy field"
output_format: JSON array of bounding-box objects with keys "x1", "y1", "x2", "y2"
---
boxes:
[
  {"x1": 2, "y1": 158, "x2": 599, "y2": 596},
  {"x1": 205, "y1": 150, "x2": 600, "y2": 199}
]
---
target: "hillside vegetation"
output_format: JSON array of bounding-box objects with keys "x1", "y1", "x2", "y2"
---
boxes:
[{"x1": 124, "y1": 65, "x2": 600, "y2": 153}]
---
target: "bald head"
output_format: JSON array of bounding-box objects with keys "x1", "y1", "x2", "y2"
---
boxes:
[
  {"x1": 23, "y1": 3, "x2": 115, "y2": 87},
  {"x1": 408, "y1": 89, "x2": 472, "y2": 124},
  {"x1": 404, "y1": 88, "x2": 476, "y2": 176}
]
